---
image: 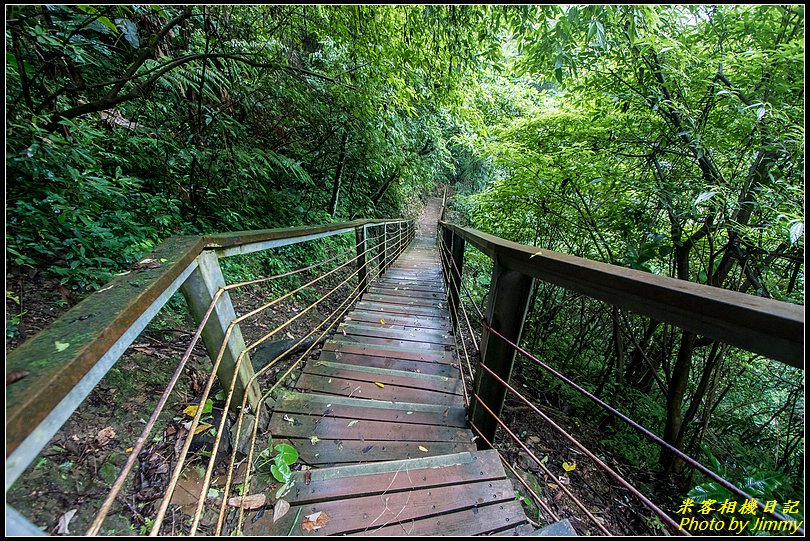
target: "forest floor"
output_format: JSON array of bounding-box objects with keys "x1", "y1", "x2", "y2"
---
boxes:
[{"x1": 6, "y1": 193, "x2": 679, "y2": 536}]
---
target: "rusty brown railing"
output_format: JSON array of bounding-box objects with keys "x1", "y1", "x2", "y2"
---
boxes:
[
  {"x1": 5, "y1": 218, "x2": 414, "y2": 534},
  {"x1": 438, "y1": 220, "x2": 803, "y2": 535}
]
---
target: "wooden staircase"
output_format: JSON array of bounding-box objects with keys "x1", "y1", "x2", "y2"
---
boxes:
[{"x1": 248, "y1": 200, "x2": 533, "y2": 535}]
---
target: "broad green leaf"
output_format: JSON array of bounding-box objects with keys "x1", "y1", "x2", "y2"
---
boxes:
[{"x1": 274, "y1": 443, "x2": 299, "y2": 466}]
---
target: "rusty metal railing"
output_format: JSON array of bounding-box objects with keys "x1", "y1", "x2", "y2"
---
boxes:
[
  {"x1": 5, "y1": 219, "x2": 414, "y2": 535},
  {"x1": 437, "y1": 221, "x2": 804, "y2": 536}
]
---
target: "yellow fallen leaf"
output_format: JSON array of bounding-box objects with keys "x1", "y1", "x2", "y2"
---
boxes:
[
  {"x1": 194, "y1": 422, "x2": 213, "y2": 435},
  {"x1": 310, "y1": 436, "x2": 320, "y2": 445},
  {"x1": 418, "y1": 446, "x2": 429, "y2": 452},
  {"x1": 562, "y1": 461, "x2": 576, "y2": 472},
  {"x1": 125, "y1": 447, "x2": 134, "y2": 453},
  {"x1": 183, "y1": 405, "x2": 199, "y2": 417},
  {"x1": 547, "y1": 482, "x2": 559, "y2": 489},
  {"x1": 380, "y1": 319, "x2": 385, "y2": 325},
  {"x1": 374, "y1": 382, "x2": 385, "y2": 388}
]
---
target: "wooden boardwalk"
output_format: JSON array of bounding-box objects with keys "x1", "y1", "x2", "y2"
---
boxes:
[{"x1": 249, "y1": 199, "x2": 532, "y2": 536}]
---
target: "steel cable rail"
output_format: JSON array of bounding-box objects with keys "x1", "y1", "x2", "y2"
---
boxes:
[
  {"x1": 85, "y1": 223, "x2": 414, "y2": 535},
  {"x1": 437, "y1": 223, "x2": 804, "y2": 536},
  {"x1": 5, "y1": 218, "x2": 413, "y2": 536}
]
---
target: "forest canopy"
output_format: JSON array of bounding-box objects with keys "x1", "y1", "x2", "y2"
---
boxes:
[{"x1": 5, "y1": 3, "x2": 804, "y2": 530}]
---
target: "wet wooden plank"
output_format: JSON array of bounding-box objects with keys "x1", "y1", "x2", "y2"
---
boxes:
[
  {"x1": 347, "y1": 310, "x2": 450, "y2": 330},
  {"x1": 339, "y1": 322, "x2": 453, "y2": 346},
  {"x1": 323, "y1": 341, "x2": 455, "y2": 364},
  {"x1": 257, "y1": 479, "x2": 518, "y2": 536},
  {"x1": 273, "y1": 438, "x2": 476, "y2": 466},
  {"x1": 284, "y1": 451, "x2": 506, "y2": 505},
  {"x1": 273, "y1": 391, "x2": 467, "y2": 427},
  {"x1": 362, "y1": 293, "x2": 445, "y2": 309},
  {"x1": 330, "y1": 333, "x2": 450, "y2": 352},
  {"x1": 367, "y1": 286, "x2": 443, "y2": 300},
  {"x1": 318, "y1": 350, "x2": 455, "y2": 377},
  {"x1": 302, "y1": 361, "x2": 462, "y2": 394},
  {"x1": 375, "y1": 277, "x2": 445, "y2": 289},
  {"x1": 268, "y1": 413, "x2": 471, "y2": 442},
  {"x1": 295, "y1": 374, "x2": 464, "y2": 406},
  {"x1": 353, "y1": 499, "x2": 529, "y2": 536},
  {"x1": 356, "y1": 301, "x2": 448, "y2": 318}
]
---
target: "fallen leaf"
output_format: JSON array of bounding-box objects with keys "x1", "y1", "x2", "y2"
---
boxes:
[
  {"x1": 341, "y1": 329, "x2": 346, "y2": 336},
  {"x1": 6, "y1": 370, "x2": 30, "y2": 386},
  {"x1": 54, "y1": 509, "x2": 77, "y2": 535},
  {"x1": 374, "y1": 381, "x2": 385, "y2": 388},
  {"x1": 55, "y1": 340, "x2": 70, "y2": 352},
  {"x1": 95, "y1": 427, "x2": 116, "y2": 447},
  {"x1": 347, "y1": 420, "x2": 359, "y2": 427},
  {"x1": 125, "y1": 447, "x2": 134, "y2": 453},
  {"x1": 406, "y1": 411, "x2": 413, "y2": 415},
  {"x1": 418, "y1": 446, "x2": 429, "y2": 452},
  {"x1": 310, "y1": 436, "x2": 320, "y2": 445},
  {"x1": 380, "y1": 319, "x2": 385, "y2": 325},
  {"x1": 305, "y1": 470, "x2": 312, "y2": 485},
  {"x1": 228, "y1": 493, "x2": 266, "y2": 510},
  {"x1": 562, "y1": 461, "x2": 576, "y2": 472},
  {"x1": 547, "y1": 483, "x2": 559, "y2": 489},
  {"x1": 302, "y1": 511, "x2": 331, "y2": 532},
  {"x1": 193, "y1": 422, "x2": 213, "y2": 435},
  {"x1": 272, "y1": 498, "x2": 290, "y2": 522}
]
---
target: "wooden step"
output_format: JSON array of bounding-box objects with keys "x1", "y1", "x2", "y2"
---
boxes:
[{"x1": 243, "y1": 450, "x2": 529, "y2": 536}]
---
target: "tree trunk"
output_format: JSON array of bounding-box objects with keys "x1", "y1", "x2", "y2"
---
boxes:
[{"x1": 328, "y1": 131, "x2": 349, "y2": 217}]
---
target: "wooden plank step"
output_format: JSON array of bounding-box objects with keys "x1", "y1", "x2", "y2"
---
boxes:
[
  {"x1": 323, "y1": 341, "x2": 455, "y2": 364},
  {"x1": 330, "y1": 333, "x2": 450, "y2": 352},
  {"x1": 348, "y1": 309, "x2": 450, "y2": 329},
  {"x1": 267, "y1": 413, "x2": 471, "y2": 443},
  {"x1": 367, "y1": 280, "x2": 444, "y2": 289},
  {"x1": 284, "y1": 451, "x2": 504, "y2": 504},
  {"x1": 273, "y1": 391, "x2": 467, "y2": 427},
  {"x1": 355, "y1": 300, "x2": 448, "y2": 318},
  {"x1": 295, "y1": 373, "x2": 464, "y2": 407},
  {"x1": 367, "y1": 286, "x2": 443, "y2": 300},
  {"x1": 249, "y1": 478, "x2": 520, "y2": 536},
  {"x1": 318, "y1": 350, "x2": 456, "y2": 378},
  {"x1": 362, "y1": 293, "x2": 445, "y2": 309},
  {"x1": 354, "y1": 500, "x2": 529, "y2": 536},
  {"x1": 339, "y1": 321, "x2": 453, "y2": 346},
  {"x1": 344, "y1": 313, "x2": 450, "y2": 332},
  {"x1": 301, "y1": 360, "x2": 463, "y2": 395},
  {"x1": 272, "y1": 437, "x2": 476, "y2": 466},
  {"x1": 373, "y1": 280, "x2": 446, "y2": 292}
]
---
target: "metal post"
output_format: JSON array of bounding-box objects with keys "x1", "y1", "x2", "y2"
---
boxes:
[
  {"x1": 355, "y1": 225, "x2": 368, "y2": 293},
  {"x1": 470, "y1": 256, "x2": 535, "y2": 446},
  {"x1": 447, "y1": 231, "x2": 465, "y2": 331},
  {"x1": 180, "y1": 250, "x2": 261, "y2": 411},
  {"x1": 383, "y1": 223, "x2": 391, "y2": 272}
]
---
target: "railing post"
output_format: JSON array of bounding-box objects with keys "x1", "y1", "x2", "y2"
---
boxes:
[
  {"x1": 398, "y1": 221, "x2": 405, "y2": 256},
  {"x1": 383, "y1": 223, "x2": 391, "y2": 272},
  {"x1": 470, "y1": 256, "x2": 535, "y2": 446},
  {"x1": 355, "y1": 224, "x2": 368, "y2": 293},
  {"x1": 180, "y1": 250, "x2": 261, "y2": 412},
  {"x1": 446, "y1": 230, "x2": 465, "y2": 331}
]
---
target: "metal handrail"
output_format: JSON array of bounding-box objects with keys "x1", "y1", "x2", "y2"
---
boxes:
[{"x1": 5, "y1": 218, "x2": 412, "y2": 487}]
